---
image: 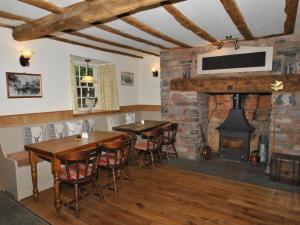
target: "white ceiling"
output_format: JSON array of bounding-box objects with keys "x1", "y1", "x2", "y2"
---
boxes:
[{"x1": 0, "y1": 0, "x2": 299, "y2": 58}]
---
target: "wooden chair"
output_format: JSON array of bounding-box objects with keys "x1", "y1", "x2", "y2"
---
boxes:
[
  {"x1": 98, "y1": 137, "x2": 133, "y2": 200},
  {"x1": 134, "y1": 128, "x2": 164, "y2": 173},
  {"x1": 162, "y1": 123, "x2": 179, "y2": 163},
  {"x1": 58, "y1": 146, "x2": 103, "y2": 218}
]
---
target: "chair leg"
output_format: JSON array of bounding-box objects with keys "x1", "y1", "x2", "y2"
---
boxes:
[
  {"x1": 150, "y1": 151, "x2": 155, "y2": 173},
  {"x1": 166, "y1": 145, "x2": 170, "y2": 164},
  {"x1": 124, "y1": 166, "x2": 133, "y2": 184},
  {"x1": 172, "y1": 143, "x2": 179, "y2": 158},
  {"x1": 74, "y1": 184, "x2": 79, "y2": 218},
  {"x1": 112, "y1": 168, "x2": 118, "y2": 200},
  {"x1": 92, "y1": 179, "x2": 104, "y2": 201}
]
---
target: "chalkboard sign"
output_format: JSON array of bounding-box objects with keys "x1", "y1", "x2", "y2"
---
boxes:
[{"x1": 202, "y1": 52, "x2": 266, "y2": 70}]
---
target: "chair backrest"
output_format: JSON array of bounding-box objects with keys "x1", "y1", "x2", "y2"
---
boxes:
[
  {"x1": 142, "y1": 128, "x2": 164, "y2": 151},
  {"x1": 58, "y1": 146, "x2": 101, "y2": 182},
  {"x1": 163, "y1": 123, "x2": 178, "y2": 144},
  {"x1": 101, "y1": 136, "x2": 131, "y2": 167}
]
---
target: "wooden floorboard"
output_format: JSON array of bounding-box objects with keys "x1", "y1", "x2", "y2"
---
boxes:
[{"x1": 21, "y1": 165, "x2": 300, "y2": 225}]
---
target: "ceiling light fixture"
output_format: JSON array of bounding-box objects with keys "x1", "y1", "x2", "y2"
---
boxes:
[{"x1": 217, "y1": 36, "x2": 239, "y2": 50}]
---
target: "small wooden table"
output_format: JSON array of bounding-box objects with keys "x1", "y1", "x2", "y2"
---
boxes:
[
  {"x1": 25, "y1": 131, "x2": 124, "y2": 214},
  {"x1": 112, "y1": 120, "x2": 169, "y2": 160}
]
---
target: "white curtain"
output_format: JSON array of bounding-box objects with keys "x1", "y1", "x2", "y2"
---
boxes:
[
  {"x1": 70, "y1": 58, "x2": 78, "y2": 111},
  {"x1": 96, "y1": 64, "x2": 119, "y2": 111}
]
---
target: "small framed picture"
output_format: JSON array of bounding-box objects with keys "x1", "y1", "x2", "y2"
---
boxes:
[
  {"x1": 121, "y1": 72, "x2": 134, "y2": 86},
  {"x1": 6, "y1": 72, "x2": 42, "y2": 98}
]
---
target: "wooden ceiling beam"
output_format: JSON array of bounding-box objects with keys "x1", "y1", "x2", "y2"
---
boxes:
[
  {"x1": 18, "y1": 0, "x2": 63, "y2": 14},
  {"x1": 122, "y1": 16, "x2": 191, "y2": 48},
  {"x1": 0, "y1": 10, "x2": 32, "y2": 23},
  {"x1": 50, "y1": 36, "x2": 143, "y2": 58},
  {"x1": 219, "y1": 0, "x2": 254, "y2": 40},
  {"x1": 284, "y1": 0, "x2": 299, "y2": 34},
  {"x1": 0, "y1": 23, "x2": 15, "y2": 29},
  {"x1": 96, "y1": 24, "x2": 169, "y2": 49},
  {"x1": 12, "y1": 0, "x2": 185, "y2": 41},
  {"x1": 164, "y1": 4, "x2": 217, "y2": 44},
  {"x1": 70, "y1": 31, "x2": 160, "y2": 56}
]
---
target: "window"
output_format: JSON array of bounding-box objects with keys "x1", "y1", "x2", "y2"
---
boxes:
[{"x1": 74, "y1": 63, "x2": 97, "y2": 110}]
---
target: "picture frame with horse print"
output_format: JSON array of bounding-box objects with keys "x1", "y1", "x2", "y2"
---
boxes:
[{"x1": 6, "y1": 72, "x2": 42, "y2": 98}]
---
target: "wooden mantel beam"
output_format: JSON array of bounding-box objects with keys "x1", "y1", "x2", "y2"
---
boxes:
[
  {"x1": 170, "y1": 74, "x2": 300, "y2": 93},
  {"x1": 12, "y1": 0, "x2": 185, "y2": 41},
  {"x1": 163, "y1": 4, "x2": 218, "y2": 44},
  {"x1": 219, "y1": 0, "x2": 254, "y2": 40},
  {"x1": 122, "y1": 16, "x2": 191, "y2": 48},
  {"x1": 284, "y1": 0, "x2": 299, "y2": 34}
]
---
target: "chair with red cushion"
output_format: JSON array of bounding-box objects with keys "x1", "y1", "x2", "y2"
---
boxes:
[
  {"x1": 162, "y1": 123, "x2": 179, "y2": 163},
  {"x1": 98, "y1": 136, "x2": 132, "y2": 200},
  {"x1": 134, "y1": 128, "x2": 164, "y2": 173},
  {"x1": 58, "y1": 146, "x2": 103, "y2": 217}
]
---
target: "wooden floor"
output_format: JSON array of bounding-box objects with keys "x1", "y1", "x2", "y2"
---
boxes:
[{"x1": 22, "y1": 165, "x2": 300, "y2": 225}]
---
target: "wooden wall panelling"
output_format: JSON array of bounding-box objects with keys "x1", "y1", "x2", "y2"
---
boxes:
[{"x1": 0, "y1": 105, "x2": 161, "y2": 128}]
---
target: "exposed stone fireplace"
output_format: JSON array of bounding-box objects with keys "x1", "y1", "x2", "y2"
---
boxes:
[{"x1": 161, "y1": 32, "x2": 300, "y2": 161}]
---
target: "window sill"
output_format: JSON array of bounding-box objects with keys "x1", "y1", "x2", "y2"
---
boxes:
[{"x1": 73, "y1": 109, "x2": 120, "y2": 117}]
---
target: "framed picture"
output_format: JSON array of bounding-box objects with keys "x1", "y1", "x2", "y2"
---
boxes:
[
  {"x1": 6, "y1": 72, "x2": 42, "y2": 98},
  {"x1": 121, "y1": 72, "x2": 134, "y2": 86}
]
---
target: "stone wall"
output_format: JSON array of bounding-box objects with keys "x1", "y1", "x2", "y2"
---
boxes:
[{"x1": 161, "y1": 32, "x2": 300, "y2": 160}]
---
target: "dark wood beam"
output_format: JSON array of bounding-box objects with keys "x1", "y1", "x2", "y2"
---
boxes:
[
  {"x1": 18, "y1": 0, "x2": 63, "y2": 14},
  {"x1": 96, "y1": 24, "x2": 169, "y2": 49},
  {"x1": 0, "y1": 23, "x2": 15, "y2": 29},
  {"x1": 70, "y1": 31, "x2": 160, "y2": 56},
  {"x1": 12, "y1": 0, "x2": 185, "y2": 41},
  {"x1": 50, "y1": 36, "x2": 143, "y2": 58},
  {"x1": 170, "y1": 74, "x2": 300, "y2": 93},
  {"x1": 163, "y1": 4, "x2": 217, "y2": 44},
  {"x1": 0, "y1": 10, "x2": 32, "y2": 23},
  {"x1": 122, "y1": 16, "x2": 191, "y2": 48},
  {"x1": 219, "y1": 0, "x2": 254, "y2": 40},
  {"x1": 284, "y1": 0, "x2": 299, "y2": 34}
]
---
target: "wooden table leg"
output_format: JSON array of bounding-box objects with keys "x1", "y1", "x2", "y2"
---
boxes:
[
  {"x1": 52, "y1": 158, "x2": 61, "y2": 214},
  {"x1": 29, "y1": 151, "x2": 39, "y2": 200},
  {"x1": 128, "y1": 131, "x2": 137, "y2": 162}
]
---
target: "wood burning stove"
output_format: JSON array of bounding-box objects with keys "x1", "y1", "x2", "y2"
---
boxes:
[{"x1": 217, "y1": 94, "x2": 254, "y2": 161}]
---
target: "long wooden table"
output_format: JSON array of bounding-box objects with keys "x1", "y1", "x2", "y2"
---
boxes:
[{"x1": 25, "y1": 131, "x2": 124, "y2": 214}]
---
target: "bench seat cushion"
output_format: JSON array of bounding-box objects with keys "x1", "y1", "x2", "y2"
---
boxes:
[{"x1": 7, "y1": 151, "x2": 44, "y2": 167}]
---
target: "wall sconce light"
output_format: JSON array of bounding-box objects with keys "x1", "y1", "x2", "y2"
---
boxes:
[
  {"x1": 217, "y1": 36, "x2": 239, "y2": 50},
  {"x1": 19, "y1": 50, "x2": 33, "y2": 67},
  {"x1": 151, "y1": 67, "x2": 159, "y2": 77}
]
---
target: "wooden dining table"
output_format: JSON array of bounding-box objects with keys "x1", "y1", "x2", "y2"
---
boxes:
[
  {"x1": 112, "y1": 120, "x2": 169, "y2": 160},
  {"x1": 25, "y1": 130, "x2": 124, "y2": 214}
]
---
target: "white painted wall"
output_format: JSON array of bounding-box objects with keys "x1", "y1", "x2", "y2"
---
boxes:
[
  {"x1": 138, "y1": 55, "x2": 161, "y2": 105},
  {"x1": 0, "y1": 28, "x2": 145, "y2": 116}
]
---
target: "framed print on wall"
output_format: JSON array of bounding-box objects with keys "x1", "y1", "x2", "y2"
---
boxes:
[
  {"x1": 121, "y1": 72, "x2": 134, "y2": 86},
  {"x1": 6, "y1": 72, "x2": 42, "y2": 98}
]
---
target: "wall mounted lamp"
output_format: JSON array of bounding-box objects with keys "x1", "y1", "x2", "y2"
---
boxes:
[
  {"x1": 217, "y1": 36, "x2": 239, "y2": 50},
  {"x1": 151, "y1": 67, "x2": 159, "y2": 77},
  {"x1": 19, "y1": 50, "x2": 33, "y2": 67}
]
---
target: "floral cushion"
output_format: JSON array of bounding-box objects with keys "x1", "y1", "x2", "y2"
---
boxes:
[
  {"x1": 23, "y1": 126, "x2": 44, "y2": 144},
  {"x1": 99, "y1": 153, "x2": 120, "y2": 167},
  {"x1": 60, "y1": 164, "x2": 92, "y2": 180},
  {"x1": 7, "y1": 151, "x2": 44, "y2": 167},
  {"x1": 65, "y1": 120, "x2": 83, "y2": 136}
]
